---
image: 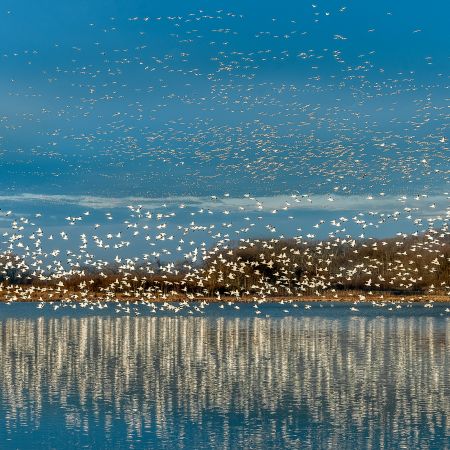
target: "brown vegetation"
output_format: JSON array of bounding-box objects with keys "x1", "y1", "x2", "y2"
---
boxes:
[{"x1": 1, "y1": 232, "x2": 450, "y2": 302}]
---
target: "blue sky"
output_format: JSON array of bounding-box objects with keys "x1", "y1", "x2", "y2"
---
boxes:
[
  {"x1": 0, "y1": 0, "x2": 448, "y2": 195},
  {"x1": 0, "y1": 0, "x2": 448, "y2": 259}
]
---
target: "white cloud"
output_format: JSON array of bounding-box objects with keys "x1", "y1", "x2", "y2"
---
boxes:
[{"x1": 0, "y1": 192, "x2": 447, "y2": 215}]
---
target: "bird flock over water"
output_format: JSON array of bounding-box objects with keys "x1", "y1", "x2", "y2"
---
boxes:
[
  {"x1": 0, "y1": 2, "x2": 448, "y2": 313},
  {"x1": 0, "y1": 192, "x2": 449, "y2": 314}
]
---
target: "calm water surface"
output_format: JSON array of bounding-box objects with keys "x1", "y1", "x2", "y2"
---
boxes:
[{"x1": 0, "y1": 302, "x2": 448, "y2": 449}]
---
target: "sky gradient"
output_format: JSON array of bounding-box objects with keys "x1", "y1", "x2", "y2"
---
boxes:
[
  {"x1": 0, "y1": 0, "x2": 448, "y2": 200},
  {"x1": 0, "y1": 0, "x2": 448, "y2": 262}
]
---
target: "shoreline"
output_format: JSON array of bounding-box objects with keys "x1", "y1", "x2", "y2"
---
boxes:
[{"x1": 1, "y1": 293, "x2": 449, "y2": 303}]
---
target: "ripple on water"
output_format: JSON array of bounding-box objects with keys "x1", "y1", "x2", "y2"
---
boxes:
[{"x1": 0, "y1": 303, "x2": 448, "y2": 449}]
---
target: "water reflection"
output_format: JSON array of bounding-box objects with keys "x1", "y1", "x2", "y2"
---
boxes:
[{"x1": 0, "y1": 313, "x2": 448, "y2": 449}]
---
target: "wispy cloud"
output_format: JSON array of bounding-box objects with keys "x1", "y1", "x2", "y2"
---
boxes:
[{"x1": 0, "y1": 192, "x2": 447, "y2": 215}]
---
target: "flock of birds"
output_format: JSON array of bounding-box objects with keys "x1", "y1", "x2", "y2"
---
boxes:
[
  {"x1": 1, "y1": 3, "x2": 448, "y2": 196},
  {"x1": 0, "y1": 2, "x2": 448, "y2": 314},
  {"x1": 0, "y1": 190, "x2": 449, "y2": 315}
]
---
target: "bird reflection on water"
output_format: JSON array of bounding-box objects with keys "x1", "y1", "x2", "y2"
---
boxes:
[{"x1": 0, "y1": 310, "x2": 448, "y2": 449}]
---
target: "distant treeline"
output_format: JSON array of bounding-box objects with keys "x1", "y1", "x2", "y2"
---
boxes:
[{"x1": 1, "y1": 232, "x2": 450, "y2": 300}]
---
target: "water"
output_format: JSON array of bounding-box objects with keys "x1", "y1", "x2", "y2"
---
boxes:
[{"x1": 0, "y1": 302, "x2": 448, "y2": 449}]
